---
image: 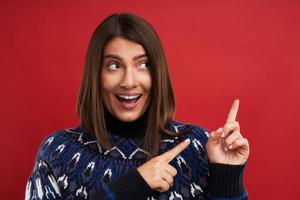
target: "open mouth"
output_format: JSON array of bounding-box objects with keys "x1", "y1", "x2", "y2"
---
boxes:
[{"x1": 115, "y1": 94, "x2": 142, "y2": 104}]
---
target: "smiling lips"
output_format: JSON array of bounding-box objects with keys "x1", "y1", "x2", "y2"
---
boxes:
[{"x1": 115, "y1": 94, "x2": 142, "y2": 109}]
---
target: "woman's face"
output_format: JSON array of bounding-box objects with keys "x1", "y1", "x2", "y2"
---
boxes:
[{"x1": 101, "y1": 37, "x2": 152, "y2": 122}]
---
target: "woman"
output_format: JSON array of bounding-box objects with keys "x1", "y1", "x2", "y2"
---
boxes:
[{"x1": 26, "y1": 13, "x2": 249, "y2": 200}]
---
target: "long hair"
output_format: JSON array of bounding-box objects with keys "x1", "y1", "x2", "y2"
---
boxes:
[{"x1": 77, "y1": 13, "x2": 178, "y2": 158}]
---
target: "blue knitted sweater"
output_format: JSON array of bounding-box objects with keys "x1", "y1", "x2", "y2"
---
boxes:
[{"x1": 26, "y1": 120, "x2": 247, "y2": 200}]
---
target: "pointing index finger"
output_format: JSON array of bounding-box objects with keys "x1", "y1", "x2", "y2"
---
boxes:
[
  {"x1": 160, "y1": 139, "x2": 190, "y2": 163},
  {"x1": 226, "y1": 99, "x2": 240, "y2": 123}
]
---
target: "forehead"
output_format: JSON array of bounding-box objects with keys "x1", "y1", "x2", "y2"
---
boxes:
[{"x1": 103, "y1": 37, "x2": 146, "y2": 58}]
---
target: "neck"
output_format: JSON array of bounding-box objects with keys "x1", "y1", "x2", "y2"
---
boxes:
[{"x1": 104, "y1": 109, "x2": 148, "y2": 138}]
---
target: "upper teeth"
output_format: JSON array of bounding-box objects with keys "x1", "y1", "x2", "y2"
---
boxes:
[{"x1": 118, "y1": 95, "x2": 140, "y2": 100}]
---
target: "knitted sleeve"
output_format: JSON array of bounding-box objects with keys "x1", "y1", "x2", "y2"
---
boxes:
[
  {"x1": 25, "y1": 158, "x2": 63, "y2": 199},
  {"x1": 191, "y1": 125, "x2": 248, "y2": 200},
  {"x1": 25, "y1": 131, "x2": 153, "y2": 200},
  {"x1": 208, "y1": 163, "x2": 248, "y2": 200},
  {"x1": 88, "y1": 168, "x2": 152, "y2": 200},
  {"x1": 26, "y1": 158, "x2": 152, "y2": 200}
]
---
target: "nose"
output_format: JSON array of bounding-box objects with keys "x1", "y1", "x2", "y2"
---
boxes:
[{"x1": 119, "y1": 67, "x2": 137, "y2": 89}]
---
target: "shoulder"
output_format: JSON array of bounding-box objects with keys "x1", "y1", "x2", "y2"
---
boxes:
[
  {"x1": 35, "y1": 126, "x2": 98, "y2": 163},
  {"x1": 169, "y1": 120, "x2": 210, "y2": 145},
  {"x1": 159, "y1": 120, "x2": 210, "y2": 156},
  {"x1": 39, "y1": 127, "x2": 80, "y2": 150}
]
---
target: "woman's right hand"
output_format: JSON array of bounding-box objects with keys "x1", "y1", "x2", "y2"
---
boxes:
[{"x1": 137, "y1": 139, "x2": 190, "y2": 192}]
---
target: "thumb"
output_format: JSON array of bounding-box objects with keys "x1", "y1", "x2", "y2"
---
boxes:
[{"x1": 208, "y1": 128, "x2": 223, "y2": 145}]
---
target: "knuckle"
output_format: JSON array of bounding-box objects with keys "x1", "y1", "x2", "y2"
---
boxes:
[
  {"x1": 154, "y1": 159, "x2": 163, "y2": 165},
  {"x1": 224, "y1": 124, "x2": 230, "y2": 131},
  {"x1": 159, "y1": 184, "x2": 167, "y2": 192},
  {"x1": 173, "y1": 169, "x2": 177, "y2": 176},
  {"x1": 151, "y1": 157, "x2": 158, "y2": 163},
  {"x1": 232, "y1": 130, "x2": 242, "y2": 139},
  {"x1": 153, "y1": 174, "x2": 161, "y2": 182},
  {"x1": 164, "y1": 184, "x2": 170, "y2": 192},
  {"x1": 224, "y1": 138, "x2": 231, "y2": 145},
  {"x1": 224, "y1": 123, "x2": 233, "y2": 132},
  {"x1": 168, "y1": 175, "x2": 173, "y2": 182},
  {"x1": 152, "y1": 181, "x2": 158, "y2": 188},
  {"x1": 154, "y1": 167, "x2": 161, "y2": 175},
  {"x1": 154, "y1": 162, "x2": 160, "y2": 169},
  {"x1": 234, "y1": 121, "x2": 240, "y2": 127},
  {"x1": 243, "y1": 138, "x2": 249, "y2": 146},
  {"x1": 224, "y1": 136, "x2": 232, "y2": 144},
  {"x1": 155, "y1": 157, "x2": 163, "y2": 162},
  {"x1": 236, "y1": 131, "x2": 243, "y2": 139},
  {"x1": 232, "y1": 139, "x2": 240, "y2": 146}
]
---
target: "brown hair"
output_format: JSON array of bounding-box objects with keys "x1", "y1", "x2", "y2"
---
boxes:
[{"x1": 77, "y1": 13, "x2": 178, "y2": 158}]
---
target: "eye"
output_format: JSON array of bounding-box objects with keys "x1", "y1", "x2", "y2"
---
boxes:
[
  {"x1": 138, "y1": 61, "x2": 149, "y2": 70},
  {"x1": 107, "y1": 62, "x2": 120, "y2": 71}
]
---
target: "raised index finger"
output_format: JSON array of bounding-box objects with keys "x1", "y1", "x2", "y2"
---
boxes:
[
  {"x1": 160, "y1": 139, "x2": 190, "y2": 163},
  {"x1": 226, "y1": 99, "x2": 240, "y2": 123}
]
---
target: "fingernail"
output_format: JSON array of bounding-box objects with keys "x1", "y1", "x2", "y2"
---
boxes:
[
  {"x1": 185, "y1": 139, "x2": 190, "y2": 143},
  {"x1": 229, "y1": 144, "x2": 233, "y2": 150},
  {"x1": 221, "y1": 131, "x2": 225, "y2": 138},
  {"x1": 224, "y1": 147, "x2": 228, "y2": 152},
  {"x1": 216, "y1": 127, "x2": 223, "y2": 133}
]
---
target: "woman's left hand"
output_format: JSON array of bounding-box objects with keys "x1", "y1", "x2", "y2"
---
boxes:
[{"x1": 206, "y1": 99, "x2": 250, "y2": 165}]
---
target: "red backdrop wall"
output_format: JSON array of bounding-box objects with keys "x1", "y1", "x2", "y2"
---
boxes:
[{"x1": 1, "y1": 0, "x2": 299, "y2": 199}]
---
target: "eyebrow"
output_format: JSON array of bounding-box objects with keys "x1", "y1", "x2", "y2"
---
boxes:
[{"x1": 103, "y1": 54, "x2": 148, "y2": 61}]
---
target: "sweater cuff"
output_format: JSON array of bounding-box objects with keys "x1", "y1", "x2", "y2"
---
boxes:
[
  {"x1": 109, "y1": 168, "x2": 153, "y2": 199},
  {"x1": 89, "y1": 168, "x2": 153, "y2": 200},
  {"x1": 208, "y1": 163, "x2": 246, "y2": 197}
]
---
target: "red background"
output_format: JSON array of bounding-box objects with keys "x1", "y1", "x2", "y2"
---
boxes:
[{"x1": 1, "y1": 0, "x2": 299, "y2": 199}]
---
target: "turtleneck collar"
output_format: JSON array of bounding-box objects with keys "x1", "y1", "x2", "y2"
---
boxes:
[{"x1": 104, "y1": 108, "x2": 148, "y2": 139}]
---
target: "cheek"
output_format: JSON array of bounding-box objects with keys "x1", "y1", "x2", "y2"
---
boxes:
[
  {"x1": 101, "y1": 73, "x2": 118, "y2": 91},
  {"x1": 141, "y1": 73, "x2": 152, "y2": 92},
  {"x1": 140, "y1": 74, "x2": 152, "y2": 106},
  {"x1": 101, "y1": 74, "x2": 118, "y2": 102}
]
